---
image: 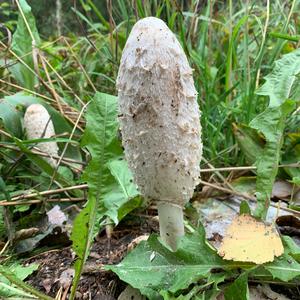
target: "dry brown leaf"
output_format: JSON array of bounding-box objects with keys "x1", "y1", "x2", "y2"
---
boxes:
[
  {"x1": 47, "y1": 205, "x2": 67, "y2": 226},
  {"x1": 218, "y1": 214, "x2": 284, "y2": 264},
  {"x1": 127, "y1": 235, "x2": 149, "y2": 252}
]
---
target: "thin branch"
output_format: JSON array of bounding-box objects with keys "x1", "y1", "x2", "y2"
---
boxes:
[
  {"x1": 199, "y1": 179, "x2": 254, "y2": 201},
  {"x1": 63, "y1": 37, "x2": 97, "y2": 93},
  {"x1": 0, "y1": 79, "x2": 55, "y2": 103},
  {"x1": 199, "y1": 163, "x2": 300, "y2": 173},
  {"x1": 48, "y1": 102, "x2": 89, "y2": 188},
  {"x1": 0, "y1": 198, "x2": 85, "y2": 207},
  {"x1": 1, "y1": 184, "x2": 88, "y2": 202}
]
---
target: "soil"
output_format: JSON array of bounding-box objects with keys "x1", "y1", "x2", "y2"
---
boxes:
[{"x1": 25, "y1": 213, "x2": 159, "y2": 299}]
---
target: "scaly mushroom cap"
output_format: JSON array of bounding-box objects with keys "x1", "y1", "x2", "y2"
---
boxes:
[
  {"x1": 117, "y1": 17, "x2": 202, "y2": 206},
  {"x1": 24, "y1": 104, "x2": 59, "y2": 167}
]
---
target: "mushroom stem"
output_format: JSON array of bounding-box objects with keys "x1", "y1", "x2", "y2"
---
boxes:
[{"x1": 157, "y1": 201, "x2": 184, "y2": 251}]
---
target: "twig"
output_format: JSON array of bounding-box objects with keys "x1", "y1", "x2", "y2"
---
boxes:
[
  {"x1": 0, "y1": 198, "x2": 85, "y2": 207},
  {"x1": 199, "y1": 179, "x2": 254, "y2": 201},
  {"x1": 63, "y1": 37, "x2": 97, "y2": 93},
  {"x1": 0, "y1": 143, "x2": 85, "y2": 167},
  {"x1": 201, "y1": 157, "x2": 235, "y2": 191},
  {"x1": 39, "y1": 53, "x2": 63, "y2": 114},
  {"x1": 48, "y1": 102, "x2": 89, "y2": 188},
  {"x1": 0, "y1": 79, "x2": 55, "y2": 103},
  {"x1": 0, "y1": 240, "x2": 10, "y2": 256},
  {"x1": 42, "y1": 54, "x2": 85, "y2": 107},
  {"x1": 199, "y1": 163, "x2": 300, "y2": 173},
  {"x1": 1, "y1": 184, "x2": 88, "y2": 202}
]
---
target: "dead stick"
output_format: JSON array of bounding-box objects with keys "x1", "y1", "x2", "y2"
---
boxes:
[
  {"x1": 0, "y1": 198, "x2": 85, "y2": 206},
  {"x1": 199, "y1": 179, "x2": 254, "y2": 201},
  {"x1": 0, "y1": 184, "x2": 88, "y2": 202},
  {"x1": 200, "y1": 163, "x2": 299, "y2": 173},
  {"x1": 0, "y1": 143, "x2": 85, "y2": 167}
]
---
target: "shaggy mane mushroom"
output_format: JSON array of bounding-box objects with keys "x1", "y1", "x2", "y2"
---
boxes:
[
  {"x1": 117, "y1": 17, "x2": 202, "y2": 250},
  {"x1": 24, "y1": 103, "x2": 59, "y2": 167}
]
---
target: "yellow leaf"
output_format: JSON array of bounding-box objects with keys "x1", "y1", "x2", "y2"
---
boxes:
[{"x1": 218, "y1": 214, "x2": 284, "y2": 264}]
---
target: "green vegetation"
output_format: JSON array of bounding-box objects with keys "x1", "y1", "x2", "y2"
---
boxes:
[{"x1": 0, "y1": 0, "x2": 300, "y2": 299}]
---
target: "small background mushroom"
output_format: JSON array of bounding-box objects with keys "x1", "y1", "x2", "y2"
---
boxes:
[{"x1": 24, "y1": 103, "x2": 59, "y2": 167}]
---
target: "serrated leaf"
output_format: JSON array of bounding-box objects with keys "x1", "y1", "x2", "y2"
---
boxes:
[
  {"x1": 70, "y1": 92, "x2": 122, "y2": 299},
  {"x1": 250, "y1": 100, "x2": 296, "y2": 219},
  {"x1": 264, "y1": 253, "x2": 300, "y2": 281},
  {"x1": 224, "y1": 272, "x2": 249, "y2": 300},
  {"x1": 232, "y1": 123, "x2": 264, "y2": 166},
  {"x1": 0, "y1": 282, "x2": 37, "y2": 299},
  {"x1": 256, "y1": 48, "x2": 300, "y2": 106},
  {"x1": 104, "y1": 158, "x2": 142, "y2": 224},
  {"x1": 107, "y1": 225, "x2": 227, "y2": 299},
  {"x1": 0, "y1": 263, "x2": 39, "y2": 283},
  {"x1": 282, "y1": 235, "x2": 300, "y2": 261},
  {"x1": 160, "y1": 273, "x2": 225, "y2": 300},
  {"x1": 0, "y1": 264, "x2": 52, "y2": 300},
  {"x1": 10, "y1": 0, "x2": 40, "y2": 90}
]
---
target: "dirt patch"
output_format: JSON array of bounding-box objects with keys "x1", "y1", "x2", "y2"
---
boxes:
[{"x1": 25, "y1": 214, "x2": 158, "y2": 299}]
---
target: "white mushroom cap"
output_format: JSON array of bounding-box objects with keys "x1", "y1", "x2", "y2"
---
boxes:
[
  {"x1": 117, "y1": 17, "x2": 202, "y2": 206},
  {"x1": 24, "y1": 104, "x2": 59, "y2": 167}
]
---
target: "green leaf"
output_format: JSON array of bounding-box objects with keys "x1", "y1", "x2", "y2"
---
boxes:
[
  {"x1": 10, "y1": 0, "x2": 40, "y2": 90},
  {"x1": 0, "y1": 175, "x2": 11, "y2": 201},
  {"x1": 256, "y1": 48, "x2": 300, "y2": 107},
  {"x1": 160, "y1": 273, "x2": 225, "y2": 300},
  {"x1": 231, "y1": 177, "x2": 256, "y2": 195},
  {"x1": 0, "y1": 263, "x2": 38, "y2": 299},
  {"x1": 0, "y1": 99, "x2": 23, "y2": 137},
  {"x1": 239, "y1": 200, "x2": 251, "y2": 215},
  {"x1": 14, "y1": 138, "x2": 74, "y2": 187},
  {"x1": 0, "y1": 263, "x2": 39, "y2": 283},
  {"x1": 0, "y1": 264, "x2": 53, "y2": 300},
  {"x1": 282, "y1": 235, "x2": 300, "y2": 261},
  {"x1": 107, "y1": 225, "x2": 227, "y2": 299},
  {"x1": 250, "y1": 100, "x2": 296, "y2": 219},
  {"x1": 264, "y1": 253, "x2": 300, "y2": 282},
  {"x1": 232, "y1": 124, "x2": 264, "y2": 166},
  {"x1": 70, "y1": 195, "x2": 97, "y2": 298},
  {"x1": 251, "y1": 48, "x2": 300, "y2": 218},
  {"x1": 70, "y1": 92, "x2": 122, "y2": 299},
  {"x1": 0, "y1": 206, "x2": 5, "y2": 239},
  {"x1": 0, "y1": 282, "x2": 37, "y2": 299},
  {"x1": 104, "y1": 158, "x2": 142, "y2": 224},
  {"x1": 80, "y1": 93, "x2": 123, "y2": 198},
  {"x1": 224, "y1": 273, "x2": 249, "y2": 300}
]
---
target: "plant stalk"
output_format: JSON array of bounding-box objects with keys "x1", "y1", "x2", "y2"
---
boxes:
[{"x1": 157, "y1": 201, "x2": 184, "y2": 251}]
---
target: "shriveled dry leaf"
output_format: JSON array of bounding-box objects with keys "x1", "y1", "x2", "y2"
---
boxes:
[
  {"x1": 47, "y1": 205, "x2": 67, "y2": 226},
  {"x1": 56, "y1": 268, "x2": 74, "y2": 289},
  {"x1": 218, "y1": 214, "x2": 283, "y2": 264}
]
